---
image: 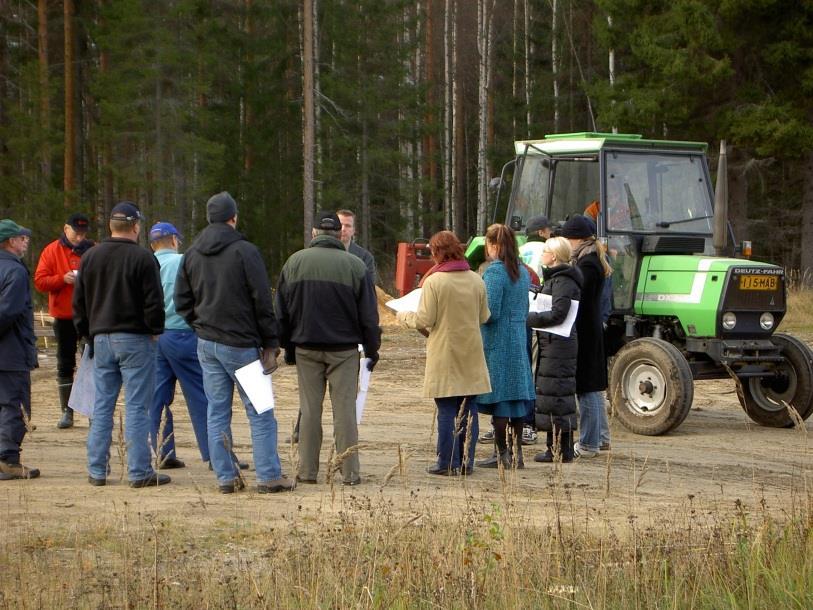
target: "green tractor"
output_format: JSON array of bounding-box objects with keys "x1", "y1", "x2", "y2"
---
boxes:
[{"x1": 466, "y1": 132, "x2": 813, "y2": 435}]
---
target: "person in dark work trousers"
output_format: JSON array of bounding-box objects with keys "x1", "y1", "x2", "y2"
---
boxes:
[
  {"x1": 0, "y1": 219, "x2": 40, "y2": 480},
  {"x1": 275, "y1": 211, "x2": 381, "y2": 486},
  {"x1": 34, "y1": 212, "x2": 94, "y2": 429},
  {"x1": 73, "y1": 202, "x2": 170, "y2": 488}
]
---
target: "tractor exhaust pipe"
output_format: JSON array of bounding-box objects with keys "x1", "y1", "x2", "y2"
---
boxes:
[{"x1": 713, "y1": 140, "x2": 728, "y2": 256}]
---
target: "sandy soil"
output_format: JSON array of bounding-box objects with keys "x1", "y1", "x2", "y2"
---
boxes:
[{"x1": 3, "y1": 326, "x2": 812, "y2": 537}]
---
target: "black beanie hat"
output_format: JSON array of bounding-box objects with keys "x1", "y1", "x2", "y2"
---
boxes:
[
  {"x1": 559, "y1": 215, "x2": 596, "y2": 239},
  {"x1": 207, "y1": 192, "x2": 238, "y2": 224}
]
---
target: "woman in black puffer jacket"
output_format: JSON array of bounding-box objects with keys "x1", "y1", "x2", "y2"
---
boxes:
[{"x1": 527, "y1": 237, "x2": 583, "y2": 463}]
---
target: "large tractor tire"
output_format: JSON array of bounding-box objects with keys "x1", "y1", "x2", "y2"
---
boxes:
[
  {"x1": 609, "y1": 338, "x2": 694, "y2": 435},
  {"x1": 738, "y1": 333, "x2": 813, "y2": 427}
]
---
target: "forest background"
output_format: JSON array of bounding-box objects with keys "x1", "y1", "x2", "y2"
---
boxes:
[{"x1": 2, "y1": 0, "x2": 812, "y2": 290}]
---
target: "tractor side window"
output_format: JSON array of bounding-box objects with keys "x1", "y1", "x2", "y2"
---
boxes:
[
  {"x1": 549, "y1": 158, "x2": 600, "y2": 225},
  {"x1": 510, "y1": 155, "x2": 550, "y2": 230}
]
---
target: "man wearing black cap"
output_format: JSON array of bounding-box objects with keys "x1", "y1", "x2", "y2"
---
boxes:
[
  {"x1": 73, "y1": 202, "x2": 169, "y2": 488},
  {"x1": 34, "y1": 212, "x2": 95, "y2": 429},
  {"x1": 275, "y1": 211, "x2": 381, "y2": 486},
  {"x1": 175, "y1": 191, "x2": 293, "y2": 494},
  {"x1": 0, "y1": 219, "x2": 39, "y2": 480}
]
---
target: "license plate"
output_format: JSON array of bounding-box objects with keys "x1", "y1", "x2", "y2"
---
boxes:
[{"x1": 739, "y1": 275, "x2": 778, "y2": 291}]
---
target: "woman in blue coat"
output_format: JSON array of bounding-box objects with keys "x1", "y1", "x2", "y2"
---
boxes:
[{"x1": 476, "y1": 224, "x2": 535, "y2": 470}]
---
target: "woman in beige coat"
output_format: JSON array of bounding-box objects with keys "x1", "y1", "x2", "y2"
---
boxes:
[{"x1": 397, "y1": 231, "x2": 491, "y2": 476}]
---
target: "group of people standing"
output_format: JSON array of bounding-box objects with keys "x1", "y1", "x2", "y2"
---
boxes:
[
  {"x1": 0, "y1": 197, "x2": 379, "y2": 493},
  {"x1": 398, "y1": 214, "x2": 612, "y2": 475}
]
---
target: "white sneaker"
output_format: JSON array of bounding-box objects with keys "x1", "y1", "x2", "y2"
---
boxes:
[
  {"x1": 574, "y1": 442, "x2": 599, "y2": 459},
  {"x1": 521, "y1": 425, "x2": 538, "y2": 445}
]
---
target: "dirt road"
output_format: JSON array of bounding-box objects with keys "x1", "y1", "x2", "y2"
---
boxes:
[{"x1": 3, "y1": 327, "x2": 812, "y2": 536}]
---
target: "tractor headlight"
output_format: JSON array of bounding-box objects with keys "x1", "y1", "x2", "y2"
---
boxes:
[
  {"x1": 759, "y1": 312, "x2": 775, "y2": 330},
  {"x1": 722, "y1": 312, "x2": 737, "y2": 330}
]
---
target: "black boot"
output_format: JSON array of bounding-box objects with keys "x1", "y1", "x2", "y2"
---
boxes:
[
  {"x1": 57, "y1": 377, "x2": 74, "y2": 429},
  {"x1": 534, "y1": 431, "x2": 556, "y2": 463},
  {"x1": 560, "y1": 429, "x2": 574, "y2": 463}
]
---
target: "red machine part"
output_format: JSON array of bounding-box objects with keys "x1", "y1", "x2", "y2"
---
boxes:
[{"x1": 394, "y1": 240, "x2": 434, "y2": 296}]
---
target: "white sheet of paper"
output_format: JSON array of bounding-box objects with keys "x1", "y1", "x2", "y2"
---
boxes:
[
  {"x1": 528, "y1": 291, "x2": 580, "y2": 338},
  {"x1": 234, "y1": 359, "x2": 275, "y2": 414},
  {"x1": 68, "y1": 344, "x2": 95, "y2": 417},
  {"x1": 356, "y1": 358, "x2": 372, "y2": 424},
  {"x1": 385, "y1": 288, "x2": 422, "y2": 313}
]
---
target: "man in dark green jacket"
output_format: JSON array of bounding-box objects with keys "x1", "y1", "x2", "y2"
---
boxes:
[{"x1": 275, "y1": 211, "x2": 381, "y2": 486}]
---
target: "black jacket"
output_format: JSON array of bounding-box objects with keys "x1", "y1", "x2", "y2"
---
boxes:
[
  {"x1": 573, "y1": 248, "x2": 608, "y2": 393},
  {"x1": 348, "y1": 241, "x2": 377, "y2": 282},
  {"x1": 73, "y1": 238, "x2": 164, "y2": 338},
  {"x1": 0, "y1": 251, "x2": 37, "y2": 371},
  {"x1": 275, "y1": 235, "x2": 381, "y2": 355},
  {"x1": 175, "y1": 223, "x2": 279, "y2": 349},
  {"x1": 528, "y1": 264, "x2": 582, "y2": 431}
]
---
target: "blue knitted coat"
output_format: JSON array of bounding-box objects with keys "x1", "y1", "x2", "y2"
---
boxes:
[{"x1": 477, "y1": 261, "x2": 534, "y2": 405}]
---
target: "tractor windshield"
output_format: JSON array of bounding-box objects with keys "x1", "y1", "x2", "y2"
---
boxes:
[{"x1": 605, "y1": 151, "x2": 713, "y2": 234}]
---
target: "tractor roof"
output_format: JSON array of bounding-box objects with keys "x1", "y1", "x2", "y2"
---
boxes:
[{"x1": 514, "y1": 132, "x2": 708, "y2": 156}]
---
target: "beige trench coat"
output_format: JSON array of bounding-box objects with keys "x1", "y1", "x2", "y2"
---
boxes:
[{"x1": 398, "y1": 270, "x2": 492, "y2": 399}]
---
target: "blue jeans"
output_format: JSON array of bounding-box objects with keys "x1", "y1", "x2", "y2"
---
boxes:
[
  {"x1": 577, "y1": 391, "x2": 606, "y2": 453},
  {"x1": 197, "y1": 339, "x2": 282, "y2": 485},
  {"x1": 150, "y1": 330, "x2": 210, "y2": 462},
  {"x1": 434, "y1": 396, "x2": 479, "y2": 471},
  {"x1": 600, "y1": 393, "x2": 610, "y2": 447},
  {"x1": 87, "y1": 334, "x2": 156, "y2": 481}
]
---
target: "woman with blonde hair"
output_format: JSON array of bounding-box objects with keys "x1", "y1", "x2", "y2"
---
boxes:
[
  {"x1": 527, "y1": 237, "x2": 582, "y2": 462},
  {"x1": 475, "y1": 224, "x2": 535, "y2": 470},
  {"x1": 397, "y1": 231, "x2": 490, "y2": 476}
]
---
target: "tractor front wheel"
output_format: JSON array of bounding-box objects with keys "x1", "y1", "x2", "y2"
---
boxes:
[
  {"x1": 609, "y1": 338, "x2": 694, "y2": 435},
  {"x1": 738, "y1": 333, "x2": 813, "y2": 427}
]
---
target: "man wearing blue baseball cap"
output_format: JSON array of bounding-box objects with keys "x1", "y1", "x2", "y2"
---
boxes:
[
  {"x1": 73, "y1": 202, "x2": 169, "y2": 488},
  {"x1": 148, "y1": 222, "x2": 210, "y2": 470},
  {"x1": 0, "y1": 219, "x2": 39, "y2": 480}
]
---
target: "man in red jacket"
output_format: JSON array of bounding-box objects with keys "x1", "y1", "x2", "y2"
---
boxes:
[{"x1": 34, "y1": 213, "x2": 94, "y2": 429}]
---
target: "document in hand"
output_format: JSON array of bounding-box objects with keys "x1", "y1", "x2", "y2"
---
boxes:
[
  {"x1": 234, "y1": 359, "x2": 275, "y2": 414},
  {"x1": 356, "y1": 357, "x2": 372, "y2": 424},
  {"x1": 68, "y1": 344, "x2": 95, "y2": 417},
  {"x1": 528, "y1": 291, "x2": 580, "y2": 337},
  {"x1": 385, "y1": 288, "x2": 422, "y2": 313}
]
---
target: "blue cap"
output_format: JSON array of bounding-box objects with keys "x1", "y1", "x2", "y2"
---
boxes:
[
  {"x1": 110, "y1": 201, "x2": 142, "y2": 222},
  {"x1": 149, "y1": 222, "x2": 182, "y2": 242}
]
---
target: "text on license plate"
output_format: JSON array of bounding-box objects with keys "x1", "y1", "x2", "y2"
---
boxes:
[{"x1": 739, "y1": 275, "x2": 778, "y2": 291}]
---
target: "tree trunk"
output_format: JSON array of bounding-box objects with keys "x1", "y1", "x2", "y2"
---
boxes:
[
  {"x1": 524, "y1": 0, "x2": 531, "y2": 137},
  {"x1": 442, "y1": 0, "x2": 453, "y2": 229},
  {"x1": 551, "y1": 0, "x2": 559, "y2": 133},
  {"x1": 64, "y1": 0, "x2": 75, "y2": 209},
  {"x1": 800, "y1": 150, "x2": 813, "y2": 284},
  {"x1": 302, "y1": 0, "x2": 315, "y2": 246},
  {"x1": 37, "y1": 0, "x2": 51, "y2": 181},
  {"x1": 423, "y1": 0, "x2": 438, "y2": 233},
  {"x1": 476, "y1": 0, "x2": 495, "y2": 233},
  {"x1": 313, "y1": 0, "x2": 321, "y2": 209}
]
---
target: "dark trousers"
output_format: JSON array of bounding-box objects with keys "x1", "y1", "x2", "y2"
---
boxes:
[
  {"x1": 53, "y1": 318, "x2": 79, "y2": 379},
  {"x1": 434, "y1": 396, "x2": 479, "y2": 471},
  {"x1": 0, "y1": 371, "x2": 31, "y2": 463}
]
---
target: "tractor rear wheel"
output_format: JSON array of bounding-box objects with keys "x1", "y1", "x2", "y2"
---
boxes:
[
  {"x1": 609, "y1": 338, "x2": 694, "y2": 435},
  {"x1": 738, "y1": 333, "x2": 813, "y2": 427}
]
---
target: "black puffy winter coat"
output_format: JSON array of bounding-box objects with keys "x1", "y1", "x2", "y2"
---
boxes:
[{"x1": 527, "y1": 264, "x2": 582, "y2": 431}]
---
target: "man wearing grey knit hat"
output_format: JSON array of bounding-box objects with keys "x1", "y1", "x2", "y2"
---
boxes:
[{"x1": 175, "y1": 191, "x2": 294, "y2": 494}]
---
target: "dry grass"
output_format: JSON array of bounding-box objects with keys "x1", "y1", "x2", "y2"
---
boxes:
[
  {"x1": 2, "y1": 478, "x2": 812, "y2": 608},
  {"x1": 782, "y1": 284, "x2": 813, "y2": 333}
]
